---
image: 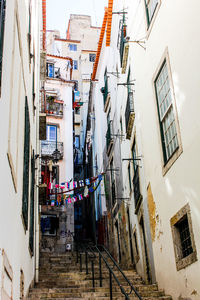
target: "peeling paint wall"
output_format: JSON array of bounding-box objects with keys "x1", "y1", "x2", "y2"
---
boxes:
[{"x1": 147, "y1": 184, "x2": 156, "y2": 242}]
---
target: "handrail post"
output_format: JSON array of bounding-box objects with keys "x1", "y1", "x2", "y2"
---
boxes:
[
  {"x1": 91, "y1": 260, "x2": 95, "y2": 288},
  {"x1": 85, "y1": 250, "x2": 88, "y2": 274},
  {"x1": 80, "y1": 253, "x2": 82, "y2": 272},
  {"x1": 109, "y1": 269, "x2": 113, "y2": 300},
  {"x1": 99, "y1": 253, "x2": 102, "y2": 287}
]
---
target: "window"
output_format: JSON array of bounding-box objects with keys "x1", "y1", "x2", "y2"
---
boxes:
[
  {"x1": 89, "y1": 53, "x2": 96, "y2": 62},
  {"x1": 155, "y1": 61, "x2": 179, "y2": 163},
  {"x1": 22, "y1": 97, "x2": 30, "y2": 229},
  {"x1": 46, "y1": 125, "x2": 57, "y2": 141},
  {"x1": 176, "y1": 217, "x2": 193, "y2": 259},
  {"x1": 171, "y1": 204, "x2": 197, "y2": 271},
  {"x1": 0, "y1": 0, "x2": 6, "y2": 87},
  {"x1": 46, "y1": 63, "x2": 54, "y2": 78},
  {"x1": 73, "y1": 60, "x2": 78, "y2": 70},
  {"x1": 69, "y1": 44, "x2": 77, "y2": 51},
  {"x1": 145, "y1": 0, "x2": 158, "y2": 26},
  {"x1": 132, "y1": 140, "x2": 142, "y2": 211},
  {"x1": 75, "y1": 135, "x2": 80, "y2": 149}
]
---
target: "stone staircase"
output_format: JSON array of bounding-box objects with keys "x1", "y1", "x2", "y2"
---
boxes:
[{"x1": 28, "y1": 252, "x2": 172, "y2": 300}]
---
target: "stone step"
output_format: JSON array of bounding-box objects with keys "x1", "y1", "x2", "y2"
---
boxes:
[
  {"x1": 30, "y1": 284, "x2": 159, "y2": 294},
  {"x1": 28, "y1": 252, "x2": 172, "y2": 300},
  {"x1": 29, "y1": 290, "x2": 165, "y2": 298},
  {"x1": 28, "y1": 296, "x2": 172, "y2": 300}
]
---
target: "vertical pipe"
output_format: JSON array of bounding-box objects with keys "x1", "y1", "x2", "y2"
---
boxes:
[
  {"x1": 85, "y1": 251, "x2": 88, "y2": 274},
  {"x1": 42, "y1": 0, "x2": 46, "y2": 51},
  {"x1": 91, "y1": 260, "x2": 95, "y2": 288},
  {"x1": 99, "y1": 253, "x2": 102, "y2": 287},
  {"x1": 109, "y1": 270, "x2": 112, "y2": 300}
]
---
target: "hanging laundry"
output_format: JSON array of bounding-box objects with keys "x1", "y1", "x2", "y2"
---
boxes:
[
  {"x1": 85, "y1": 178, "x2": 90, "y2": 185},
  {"x1": 79, "y1": 180, "x2": 84, "y2": 187}
]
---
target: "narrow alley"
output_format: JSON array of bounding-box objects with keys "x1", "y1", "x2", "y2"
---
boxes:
[{"x1": 0, "y1": 0, "x2": 199, "y2": 300}]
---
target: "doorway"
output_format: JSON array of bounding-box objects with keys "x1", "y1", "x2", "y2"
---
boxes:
[
  {"x1": 115, "y1": 220, "x2": 121, "y2": 263},
  {"x1": 127, "y1": 209, "x2": 135, "y2": 266},
  {"x1": 139, "y1": 216, "x2": 151, "y2": 283}
]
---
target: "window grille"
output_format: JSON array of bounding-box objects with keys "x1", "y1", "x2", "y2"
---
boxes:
[
  {"x1": 176, "y1": 216, "x2": 193, "y2": 258},
  {"x1": 22, "y1": 97, "x2": 30, "y2": 229},
  {"x1": 155, "y1": 61, "x2": 179, "y2": 163}
]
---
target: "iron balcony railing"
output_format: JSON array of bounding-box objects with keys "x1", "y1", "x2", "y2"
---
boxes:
[
  {"x1": 125, "y1": 92, "x2": 135, "y2": 139},
  {"x1": 46, "y1": 100, "x2": 63, "y2": 117},
  {"x1": 41, "y1": 141, "x2": 63, "y2": 159},
  {"x1": 133, "y1": 165, "x2": 141, "y2": 209},
  {"x1": 106, "y1": 121, "x2": 113, "y2": 152}
]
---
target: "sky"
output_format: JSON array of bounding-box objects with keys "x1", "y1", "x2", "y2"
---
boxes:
[{"x1": 46, "y1": 0, "x2": 108, "y2": 38}]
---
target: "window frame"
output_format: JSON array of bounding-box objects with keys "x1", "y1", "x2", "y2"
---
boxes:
[
  {"x1": 145, "y1": 0, "x2": 159, "y2": 27},
  {"x1": 46, "y1": 125, "x2": 57, "y2": 141},
  {"x1": 75, "y1": 135, "x2": 80, "y2": 149},
  {"x1": 89, "y1": 53, "x2": 96, "y2": 62},
  {"x1": 153, "y1": 49, "x2": 182, "y2": 175},
  {"x1": 170, "y1": 203, "x2": 197, "y2": 271},
  {"x1": 155, "y1": 60, "x2": 179, "y2": 163}
]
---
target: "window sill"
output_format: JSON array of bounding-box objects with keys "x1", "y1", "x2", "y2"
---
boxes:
[
  {"x1": 162, "y1": 145, "x2": 183, "y2": 176},
  {"x1": 176, "y1": 251, "x2": 197, "y2": 271}
]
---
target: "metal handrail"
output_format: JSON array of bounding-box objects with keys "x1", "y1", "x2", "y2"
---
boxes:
[
  {"x1": 76, "y1": 241, "x2": 142, "y2": 300},
  {"x1": 97, "y1": 244, "x2": 142, "y2": 299}
]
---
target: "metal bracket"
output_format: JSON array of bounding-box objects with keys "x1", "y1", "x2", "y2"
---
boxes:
[{"x1": 107, "y1": 72, "x2": 119, "y2": 78}]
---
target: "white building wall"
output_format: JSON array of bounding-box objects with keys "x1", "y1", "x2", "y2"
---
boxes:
[
  {"x1": 125, "y1": 0, "x2": 200, "y2": 298},
  {"x1": 0, "y1": 0, "x2": 41, "y2": 298}
]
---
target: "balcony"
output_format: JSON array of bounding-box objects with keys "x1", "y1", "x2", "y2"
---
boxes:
[
  {"x1": 125, "y1": 92, "x2": 135, "y2": 139},
  {"x1": 41, "y1": 141, "x2": 64, "y2": 160},
  {"x1": 133, "y1": 165, "x2": 142, "y2": 213},
  {"x1": 106, "y1": 121, "x2": 114, "y2": 155},
  {"x1": 46, "y1": 99, "x2": 64, "y2": 117}
]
